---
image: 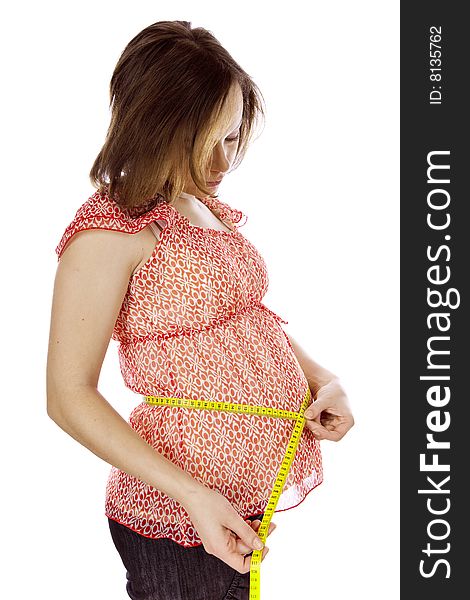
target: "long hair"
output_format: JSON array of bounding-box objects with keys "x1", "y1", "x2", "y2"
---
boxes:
[{"x1": 89, "y1": 20, "x2": 265, "y2": 215}]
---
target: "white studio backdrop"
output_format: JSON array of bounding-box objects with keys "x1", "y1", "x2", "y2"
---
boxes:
[{"x1": 0, "y1": 1, "x2": 399, "y2": 598}]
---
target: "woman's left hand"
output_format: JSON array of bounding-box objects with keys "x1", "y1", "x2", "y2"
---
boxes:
[{"x1": 303, "y1": 378, "x2": 354, "y2": 441}]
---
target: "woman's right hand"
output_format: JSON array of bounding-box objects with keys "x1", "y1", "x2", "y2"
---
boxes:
[{"x1": 182, "y1": 486, "x2": 275, "y2": 574}]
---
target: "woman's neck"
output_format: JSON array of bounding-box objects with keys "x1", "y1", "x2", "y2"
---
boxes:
[{"x1": 178, "y1": 191, "x2": 198, "y2": 201}]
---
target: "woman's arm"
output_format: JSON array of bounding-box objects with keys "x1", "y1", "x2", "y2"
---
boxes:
[
  {"x1": 285, "y1": 331, "x2": 354, "y2": 441},
  {"x1": 285, "y1": 332, "x2": 338, "y2": 395},
  {"x1": 47, "y1": 228, "x2": 204, "y2": 508}
]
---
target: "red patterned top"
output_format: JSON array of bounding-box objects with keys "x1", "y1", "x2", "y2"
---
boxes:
[{"x1": 55, "y1": 185, "x2": 323, "y2": 547}]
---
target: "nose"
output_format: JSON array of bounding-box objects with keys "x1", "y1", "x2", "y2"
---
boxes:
[{"x1": 210, "y1": 140, "x2": 231, "y2": 174}]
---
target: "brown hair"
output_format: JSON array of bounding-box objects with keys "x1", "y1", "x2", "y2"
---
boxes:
[{"x1": 89, "y1": 20, "x2": 265, "y2": 216}]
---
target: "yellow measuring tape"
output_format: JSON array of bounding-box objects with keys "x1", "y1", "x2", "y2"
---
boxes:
[{"x1": 144, "y1": 384, "x2": 312, "y2": 599}]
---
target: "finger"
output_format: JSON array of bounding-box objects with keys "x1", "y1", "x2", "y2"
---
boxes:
[
  {"x1": 234, "y1": 541, "x2": 271, "y2": 574},
  {"x1": 305, "y1": 419, "x2": 349, "y2": 441},
  {"x1": 304, "y1": 419, "x2": 334, "y2": 440},
  {"x1": 237, "y1": 521, "x2": 276, "y2": 553},
  {"x1": 231, "y1": 515, "x2": 265, "y2": 553},
  {"x1": 243, "y1": 544, "x2": 270, "y2": 561},
  {"x1": 248, "y1": 519, "x2": 277, "y2": 535},
  {"x1": 304, "y1": 398, "x2": 326, "y2": 420}
]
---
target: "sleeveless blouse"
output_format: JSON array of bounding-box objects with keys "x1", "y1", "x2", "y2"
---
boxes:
[{"x1": 55, "y1": 186, "x2": 323, "y2": 547}]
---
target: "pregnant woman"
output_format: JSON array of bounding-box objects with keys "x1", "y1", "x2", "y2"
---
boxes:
[{"x1": 46, "y1": 20, "x2": 354, "y2": 600}]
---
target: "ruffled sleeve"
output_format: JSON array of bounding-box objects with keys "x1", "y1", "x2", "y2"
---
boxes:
[
  {"x1": 55, "y1": 188, "x2": 175, "y2": 261},
  {"x1": 199, "y1": 195, "x2": 248, "y2": 230}
]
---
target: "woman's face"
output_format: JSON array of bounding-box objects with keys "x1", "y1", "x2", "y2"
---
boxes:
[{"x1": 183, "y1": 83, "x2": 244, "y2": 197}]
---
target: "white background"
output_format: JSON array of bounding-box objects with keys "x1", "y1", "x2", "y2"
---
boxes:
[{"x1": 0, "y1": 1, "x2": 399, "y2": 598}]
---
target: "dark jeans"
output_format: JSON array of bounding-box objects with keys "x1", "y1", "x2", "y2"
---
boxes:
[{"x1": 108, "y1": 513, "x2": 265, "y2": 600}]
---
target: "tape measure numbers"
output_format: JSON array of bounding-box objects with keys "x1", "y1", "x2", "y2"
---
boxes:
[{"x1": 144, "y1": 385, "x2": 312, "y2": 599}]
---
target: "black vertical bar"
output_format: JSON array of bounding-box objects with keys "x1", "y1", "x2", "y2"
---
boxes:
[{"x1": 401, "y1": 2, "x2": 468, "y2": 597}]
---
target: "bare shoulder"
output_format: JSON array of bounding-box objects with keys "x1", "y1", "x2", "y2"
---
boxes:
[{"x1": 58, "y1": 226, "x2": 150, "y2": 277}]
